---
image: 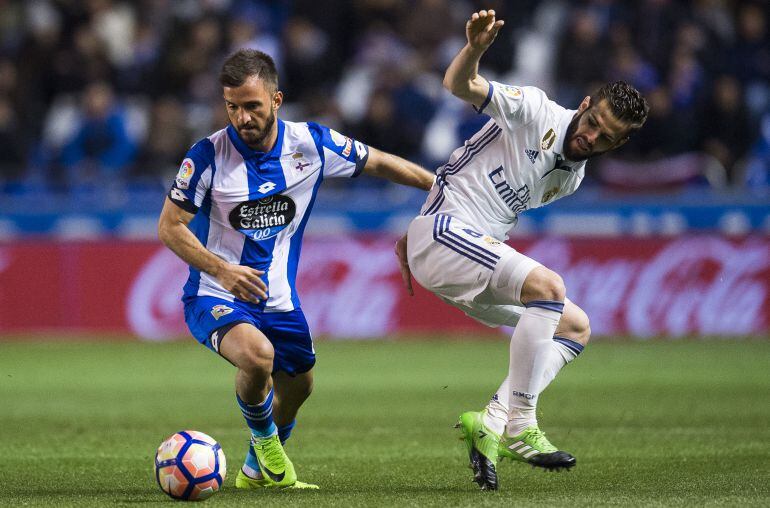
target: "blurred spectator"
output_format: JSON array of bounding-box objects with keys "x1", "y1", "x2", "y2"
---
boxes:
[
  {"x1": 0, "y1": 0, "x2": 766, "y2": 196},
  {"x1": 698, "y1": 75, "x2": 752, "y2": 183},
  {"x1": 59, "y1": 81, "x2": 137, "y2": 187},
  {"x1": 133, "y1": 96, "x2": 192, "y2": 182},
  {"x1": 622, "y1": 86, "x2": 693, "y2": 160},
  {"x1": 556, "y1": 8, "x2": 610, "y2": 105},
  {"x1": 0, "y1": 97, "x2": 24, "y2": 182},
  {"x1": 730, "y1": 2, "x2": 770, "y2": 121}
]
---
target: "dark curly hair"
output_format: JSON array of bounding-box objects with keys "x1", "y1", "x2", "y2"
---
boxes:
[
  {"x1": 219, "y1": 49, "x2": 279, "y2": 92},
  {"x1": 590, "y1": 81, "x2": 649, "y2": 134}
]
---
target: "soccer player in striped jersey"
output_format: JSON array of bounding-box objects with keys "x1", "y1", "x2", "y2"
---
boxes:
[
  {"x1": 395, "y1": 10, "x2": 648, "y2": 490},
  {"x1": 158, "y1": 49, "x2": 434, "y2": 490}
]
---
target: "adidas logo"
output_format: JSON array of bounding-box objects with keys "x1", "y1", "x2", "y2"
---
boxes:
[{"x1": 525, "y1": 149, "x2": 539, "y2": 164}]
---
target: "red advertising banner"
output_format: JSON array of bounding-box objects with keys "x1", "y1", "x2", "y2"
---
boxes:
[{"x1": 1, "y1": 235, "x2": 768, "y2": 339}]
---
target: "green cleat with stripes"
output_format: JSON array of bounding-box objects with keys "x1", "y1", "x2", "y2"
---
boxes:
[{"x1": 499, "y1": 425, "x2": 576, "y2": 471}]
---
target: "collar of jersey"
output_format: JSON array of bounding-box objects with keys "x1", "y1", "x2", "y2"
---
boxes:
[{"x1": 227, "y1": 119, "x2": 285, "y2": 163}]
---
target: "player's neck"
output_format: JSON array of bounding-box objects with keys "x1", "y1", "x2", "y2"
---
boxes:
[{"x1": 245, "y1": 123, "x2": 279, "y2": 153}]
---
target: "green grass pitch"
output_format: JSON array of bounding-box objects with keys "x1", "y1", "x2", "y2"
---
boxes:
[{"x1": 2, "y1": 338, "x2": 769, "y2": 507}]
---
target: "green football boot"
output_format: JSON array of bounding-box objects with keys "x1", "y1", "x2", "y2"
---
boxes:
[
  {"x1": 498, "y1": 425, "x2": 576, "y2": 471},
  {"x1": 455, "y1": 411, "x2": 501, "y2": 490},
  {"x1": 235, "y1": 469, "x2": 319, "y2": 490},
  {"x1": 251, "y1": 434, "x2": 298, "y2": 487}
]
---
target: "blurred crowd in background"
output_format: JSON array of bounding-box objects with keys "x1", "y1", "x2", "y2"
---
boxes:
[{"x1": 0, "y1": 0, "x2": 769, "y2": 196}]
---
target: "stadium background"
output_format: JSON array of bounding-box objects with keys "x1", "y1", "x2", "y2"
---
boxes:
[
  {"x1": 1, "y1": 1, "x2": 769, "y2": 506},
  {"x1": 0, "y1": 0, "x2": 768, "y2": 338}
]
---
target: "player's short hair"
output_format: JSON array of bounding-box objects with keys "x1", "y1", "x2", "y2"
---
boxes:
[
  {"x1": 591, "y1": 81, "x2": 649, "y2": 134},
  {"x1": 219, "y1": 49, "x2": 279, "y2": 92}
]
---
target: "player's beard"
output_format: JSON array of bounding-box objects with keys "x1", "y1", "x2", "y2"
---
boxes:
[
  {"x1": 238, "y1": 108, "x2": 277, "y2": 150},
  {"x1": 563, "y1": 110, "x2": 609, "y2": 162}
]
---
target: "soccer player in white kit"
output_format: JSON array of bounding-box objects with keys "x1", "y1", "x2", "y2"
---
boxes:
[
  {"x1": 158, "y1": 49, "x2": 435, "y2": 490},
  {"x1": 395, "y1": 10, "x2": 648, "y2": 490}
]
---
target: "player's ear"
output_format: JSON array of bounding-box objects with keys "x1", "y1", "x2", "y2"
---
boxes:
[
  {"x1": 273, "y1": 90, "x2": 283, "y2": 111},
  {"x1": 577, "y1": 96, "x2": 591, "y2": 113}
]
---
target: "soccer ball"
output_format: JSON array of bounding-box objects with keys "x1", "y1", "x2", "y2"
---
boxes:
[{"x1": 154, "y1": 430, "x2": 227, "y2": 501}]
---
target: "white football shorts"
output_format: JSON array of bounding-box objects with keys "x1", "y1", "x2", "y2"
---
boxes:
[{"x1": 406, "y1": 213, "x2": 541, "y2": 327}]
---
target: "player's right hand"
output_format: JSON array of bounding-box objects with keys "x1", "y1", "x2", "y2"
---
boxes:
[
  {"x1": 466, "y1": 10, "x2": 504, "y2": 51},
  {"x1": 216, "y1": 264, "x2": 267, "y2": 303}
]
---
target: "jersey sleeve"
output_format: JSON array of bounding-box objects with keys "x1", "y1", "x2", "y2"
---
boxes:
[
  {"x1": 474, "y1": 81, "x2": 546, "y2": 132},
  {"x1": 167, "y1": 138, "x2": 215, "y2": 214},
  {"x1": 307, "y1": 122, "x2": 369, "y2": 179}
]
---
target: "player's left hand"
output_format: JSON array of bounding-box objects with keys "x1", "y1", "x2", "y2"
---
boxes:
[{"x1": 394, "y1": 235, "x2": 413, "y2": 296}]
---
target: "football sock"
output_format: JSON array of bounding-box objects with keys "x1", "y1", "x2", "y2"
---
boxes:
[
  {"x1": 484, "y1": 337, "x2": 584, "y2": 435},
  {"x1": 278, "y1": 419, "x2": 296, "y2": 445},
  {"x1": 541, "y1": 336, "x2": 583, "y2": 388},
  {"x1": 237, "y1": 389, "x2": 277, "y2": 439},
  {"x1": 505, "y1": 300, "x2": 563, "y2": 436},
  {"x1": 483, "y1": 377, "x2": 510, "y2": 435},
  {"x1": 243, "y1": 444, "x2": 263, "y2": 479}
]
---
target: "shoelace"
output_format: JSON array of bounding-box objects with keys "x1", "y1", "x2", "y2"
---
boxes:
[
  {"x1": 523, "y1": 428, "x2": 554, "y2": 451},
  {"x1": 256, "y1": 437, "x2": 285, "y2": 467}
]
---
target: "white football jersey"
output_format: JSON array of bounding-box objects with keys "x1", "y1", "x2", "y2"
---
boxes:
[
  {"x1": 168, "y1": 119, "x2": 368, "y2": 311},
  {"x1": 420, "y1": 81, "x2": 586, "y2": 240}
]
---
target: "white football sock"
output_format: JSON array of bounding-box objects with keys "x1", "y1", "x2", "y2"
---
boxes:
[
  {"x1": 482, "y1": 376, "x2": 510, "y2": 436},
  {"x1": 505, "y1": 301, "x2": 563, "y2": 436}
]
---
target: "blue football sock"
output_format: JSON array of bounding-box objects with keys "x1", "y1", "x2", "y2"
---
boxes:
[
  {"x1": 236, "y1": 390, "x2": 277, "y2": 439},
  {"x1": 278, "y1": 420, "x2": 296, "y2": 445}
]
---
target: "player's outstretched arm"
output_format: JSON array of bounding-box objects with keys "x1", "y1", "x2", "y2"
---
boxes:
[
  {"x1": 443, "y1": 10, "x2": 504, "y2": 107},
  {"x1": 362, "y1": 147, "x2": 435, "y2": 191},
  {"x1": 157, "y1": 197, "x2": 267, "y2": 303}
]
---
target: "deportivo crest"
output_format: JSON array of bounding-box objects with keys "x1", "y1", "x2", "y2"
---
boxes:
[
  {"x1": 175, "y1": 158, "x2": 195, "y2": 189},
  {"x1": 541, "y1": 128, "x2": 556, "y2": 150},
  {"x1": 541, "y1": 186, "x2": 560, "y2": 203},
  {"x1": 525, "y1": 149, "x2": 540, "y2": 163},
  {"x1": 211, "y1": 305, "x2": 233, "y2": 320}
]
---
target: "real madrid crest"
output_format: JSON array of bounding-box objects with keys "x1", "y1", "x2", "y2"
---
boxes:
[
  {"x1": 541, "y1": 186, "x2": 560, "y2": 203},
  {"x1": 541, "y1": 128, "x2": 556, "y2": 151}
]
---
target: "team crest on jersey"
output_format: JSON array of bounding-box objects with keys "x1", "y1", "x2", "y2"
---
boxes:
[
  {"x1": 175, "y1": 158, "x2": 195, "y2": 189},
  {"x1": 525, "y1": 149, "x2": 539, "y2": 163},
  {"x1": 541, "y1": 129, "x2": 556, "y2": 150},
  {"x1": 541, "y1": 186, "x2": 560, "y2": 203},
  {"x1": 229, "y1": 194, "x2": 297, "y2": 241},
  {"x1": 329, "y1": 129, "x2": 347, "y2": 147},
  {"x1": 330, "y1": 129, "x2": 353, "y2": 157},
  {"x1": 211, "y1": 305, "x2": 233, "y2": 320},
  {"x1": 503, "y1": 85, "x2": 522, "y2": 98}
]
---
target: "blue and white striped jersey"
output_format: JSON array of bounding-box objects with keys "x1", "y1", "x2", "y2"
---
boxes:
[{"x1": 168, "y1": 119, "x2": 369, "y2": 312}]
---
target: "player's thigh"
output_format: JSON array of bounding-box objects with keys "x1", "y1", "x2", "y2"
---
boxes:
[
  {"x1": 218, "y1": 322, "x2": 275, "y2": 372},
  {"x1": 261, "y1": 309, "x2": 316, "y2": 377},
  {"x1": 407, "y1": 214, "x2": 537, "y2": 304},
  {"x1": 183, "y1": 296, "x2": 263, "y2": 358}
]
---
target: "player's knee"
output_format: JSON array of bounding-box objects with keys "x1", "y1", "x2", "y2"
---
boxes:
[
  {"x1": 521, "y1": 267, "x2": 566, "y2": 304},
  {"x1": 239, "y1": 340, "x2": 274, "y2": 374}
]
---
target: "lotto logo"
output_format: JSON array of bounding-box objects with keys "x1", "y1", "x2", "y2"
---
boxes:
[{"x1": 258, "y1": 182, "x2": 276, "y2": 194}]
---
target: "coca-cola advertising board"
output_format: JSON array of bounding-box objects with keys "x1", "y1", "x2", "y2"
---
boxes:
[{"x1": 1, "y1": 235, "x2": 768, "y2": 339}]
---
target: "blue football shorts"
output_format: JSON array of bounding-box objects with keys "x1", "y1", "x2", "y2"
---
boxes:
[{"x1": 183, "y1": 295, "x2": 315, "y2": 376}]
